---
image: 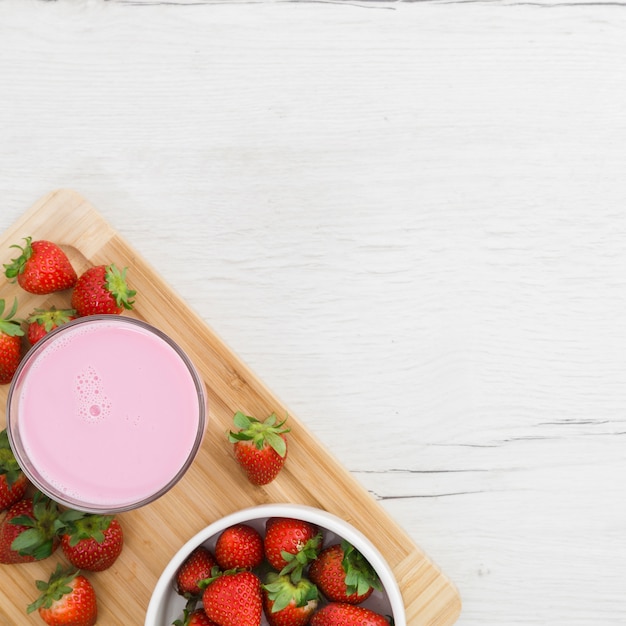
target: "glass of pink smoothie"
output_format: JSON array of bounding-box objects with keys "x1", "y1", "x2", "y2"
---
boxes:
[{"x1": 6, "y1": 315, "x2": 207, "y2": 513}]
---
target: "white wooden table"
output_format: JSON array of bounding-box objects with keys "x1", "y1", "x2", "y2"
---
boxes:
[{"x1": 1, "y1": 1, "x2": 625, "y2": 624}]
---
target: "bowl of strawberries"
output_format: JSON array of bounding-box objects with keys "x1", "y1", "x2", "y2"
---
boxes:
[{"x1": 145, "y1": 503, "x2": 406, "y2": 626}]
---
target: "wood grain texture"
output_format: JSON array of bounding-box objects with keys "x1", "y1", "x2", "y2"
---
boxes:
[{"x1": 0, "y1": 1, "x2": 625, "y2": 624}]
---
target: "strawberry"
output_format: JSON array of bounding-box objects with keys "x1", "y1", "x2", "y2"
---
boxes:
[
  {"x1": 59, "y1": 511, "x2": 124, "y2": 572},
  {"x1": 0, "y1": 492, "x2": 61, "y2": 564},
  {"x1": 309, "y1": 541, "x2": 382, "y2": 605},
  {"x1": 215, "y1": 523, "x2": 264, "y2": 570},
  {"x1": 27, "y1": 564, "x2": 97, "y2": 626},
  {"x1": 4, "y1": 237, "x2": 77, "y2": 294},
  {"x1": 178, "y1": 608, "x2": 219, "y2": 626},
  {"x1": 0, "y1": 472, "x2": 28, "y2": 512},
  {"x1": 264, "y1": 517, "x2": 322, "y2": 579},
  {"x1": 187, "y1": 610, "x2": 219, "y2": 626},
  {"x1": 262, "y1": 572, "x2": 318, "y2": 626},
  {"x1": 228, "y1": 412, "x2": 290, "y2": 485},
  {"x1": 71, "y1": 263, "x2": 136, "y2": 316},
  {"x1": 176, "y1": 546, "x2": 219, "y2": 597},
  {"x1": 309, "y1": 602, "x2": 390, "y2": 626},
  {"x1": 27, "y1": 307, "x2": 77, "y2": 345},
  {"x1": 173, "y1": 599, "x2": 220, "y2": 626},
  {"x1": 0, "y1": 297, "x2": 24, "y2": 385},
  {"x1": 0, "y1": 428, "x2": 29, "y2": 511},
  {"x1": 201, "y1": 570, "x2": 263, "y2": 626}
]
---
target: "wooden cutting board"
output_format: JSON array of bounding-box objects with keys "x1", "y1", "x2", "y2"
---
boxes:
[{"x1": 0, "y1": 190, "x2": 462, "y2": 625}]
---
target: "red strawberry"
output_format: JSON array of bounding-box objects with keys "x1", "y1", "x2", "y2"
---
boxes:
[
  {"x1": 0, "y1": 297, "x2": 24, "y2": 385},
  {"x1": 173, "y1": 599, "x2": 220, "y2": 626},
  {"x1": 176, "y1": 546, "x2": 219, "y2": 597},
  {"x1": 27, "y1": 307, "x2": 77, "y2": 345},
  {"x1": 0, "y1": 471, "x2": 28, "y2": 512},
  {"x1": 59, "y1": 512, "x2": 124, "y2": 571},
  {"x1": 264, "y1": 517, "x2": 322, "y2": 578},
  {"x1": 309, "y1": 602, "x2": 390, "y2": 626},
  {"x1": 4, "y1": 236, "x2": 77, "y2": 294},
  {"x1": 309, "y1": 541, "x2": 382, "y2": 605},
  {"x1": 27, "y1": 564, "x2": 97, "y2": 626},
  {"x1": 0, "y1": 428, "x2": 29, "y2": 511},
  {"x1": 71, "y1": 263, "x2": 136, "y2": 316},
  {"x1": 202, "y1": 570, "x2": 263, "y2": 626},
  {"x1": 262, "y1": 572, "x2": 318, "y2": 626},
  {"x1": 215, "y1": 523, "x2": 264, "y2": 570},
  {"x1": 0, "y1": 493, "x2": 61, "y2": 564},
  {"x1": 229, "y1": 412, "x2": 290, "y2": 486}
]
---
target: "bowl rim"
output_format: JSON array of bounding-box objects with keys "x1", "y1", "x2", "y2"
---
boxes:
[{"x1": 144, "y1": 502, "x2": 406, "y2": 626}]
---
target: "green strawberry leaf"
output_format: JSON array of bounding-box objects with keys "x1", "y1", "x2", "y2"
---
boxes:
[
  {"x1": 9, "y1": 515, "x2": 36, "y2": 528},
  {"x1": 229, "y1": 411, "x2": 290, "y2": 456},
  {"x1": 0, "y1": 297, "x2": 24, "y2": 337},
  {"x1": 263, "y1": 573, "x2": 318, "y2": 613},
  {"x1": 0, "y1": 429, "x2": 23, "y2": 486},
  {"x1": 60, "y1": 511, "x2": 114, "y2": 546},
  {"x1": 265, "y1": 431, "x2": 287, "y2": 457},
  {"x1": 32, "y1": 538, "x2": 56, "y2": 561},
  {"x1": 233, "y1": 411, "x2": 253, "y2": 430},
  {"x1": 11, "y1": 528, "x2": 43, "y2": 553},
  {"x1": 105, "y1": 264, "x2": 136, "y2": 310},
  {"x1": 341, "y1": 540, "x2": 383, "y2": 595},
  {"x1": 58, "y1": 509, "x2": 86, "y2": 523},
  {"x1": 3, "y1": 237, "x2": 33, "y2": 280},
  {"x1": 27, "y1": 565, "x2": 79, "y2": 613}
]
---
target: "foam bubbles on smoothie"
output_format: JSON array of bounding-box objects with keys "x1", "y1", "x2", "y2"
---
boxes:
[
  {"x1": 124, "y1": 414, "x2": 142, "y2": 428},
  {"x1": 30, "y1": 323, "x2": 105, "y2": 371},
  {"x1": 75, "y1": 366, "x2": 111, "y2": 422}
]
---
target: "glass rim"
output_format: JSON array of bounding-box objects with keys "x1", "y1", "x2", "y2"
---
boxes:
[{"x1": 6, "y1": 314, "x2": 207, "y2": 514}]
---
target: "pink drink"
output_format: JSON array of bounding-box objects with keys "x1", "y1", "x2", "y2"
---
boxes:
[{"x1": 7, "y1": 316, "x2": 206, "y2": 513}]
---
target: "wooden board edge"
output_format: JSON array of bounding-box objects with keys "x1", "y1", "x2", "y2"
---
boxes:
[{"x1": 1, "y1": 189, "x2": 463, "y2": 625}]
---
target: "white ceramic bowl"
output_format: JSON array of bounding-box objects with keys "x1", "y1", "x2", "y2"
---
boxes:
[{"x1": 145, "y1": 503, "x2": 406, "y2": 626}]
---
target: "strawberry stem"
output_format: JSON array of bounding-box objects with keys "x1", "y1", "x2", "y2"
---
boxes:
[
  {"x1": 172, "y1": 597, "x2": 200, "y2": 626},
  {"x1": 9, "y1": 492, "x2": 62, "y2": 560},
  {"x1": 0, "y1": 429, "x2": 23, "y2": 487},
  {"x1": 279, "y1": 532, "x2": 323, "y2": 582},
  {"x1": 263, "y1": 572, "x2": 318, "y2": 613},
  {"x1": 28, "y1": 307, "x2": 76, "y2": 332},
  {"x1": 105, "y1": 264, "x2": 136, "y2": 310},
  {"x1": 59, "y1": 510, "x2": 115, "y2": 547},
  {"x1": 341, "y1": 540, "x2": 383, "y2": 596},
  {"x1": 3, "y1": 237, "x2": 33, "y2": 281},
  {"x1": 27, "y1": 564, "x2": 80, "y2": 613},
  {"x1": 0, "y1": 298, "x2": 24, "y2": 337},
  {"x1": 228, "y1": 412, "x2": 290, "y2": 457}
]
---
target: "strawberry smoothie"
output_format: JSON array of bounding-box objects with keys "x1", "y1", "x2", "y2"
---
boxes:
[{"x1": 7, "y1": 315, "x2": 206, "y2": 513}]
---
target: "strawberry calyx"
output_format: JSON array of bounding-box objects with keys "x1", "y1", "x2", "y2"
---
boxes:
[
  {"x1": 28, "y1": 307, "x2": 76, "y2": 333},
  {"x1": 228, "y1": 412, "x2": 290, "y2": 457},
  {"x1": 0, "y1": 298, "x2": 24, "y2": 337},
  {"x1": 3, "y1": 236, "x2": 33, "y2": 281},
  {"x1": 58, "y1": 510, "x2": 115, "y2": 547},
  {"x1": 279, "y1": 532, "x2": 323, "y2": 582},
  {"x1": 340, "y1": 540, "x2": 383, "y2": 597},
  {"x1": 10, "y1": 492, "x2": 63, "y2": 560},
  {"x1": 105, "y1": 263, "x2": 136, "y2": 311},
  {"x1": 26, "y1": 564, "x2": 81, "y2": 614},
  {"x1": 0, "y1": 429, "x2": 23, "y2": 488},
  {"x1": 198, "y1": 565, "x2": 237, "y2": 590},
  {"x1": 263, "y1": 572, "x2": 318, "y2": 614},
  {"x1": 172, "y1": 597, "x2": 201, "y2": 626}
]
